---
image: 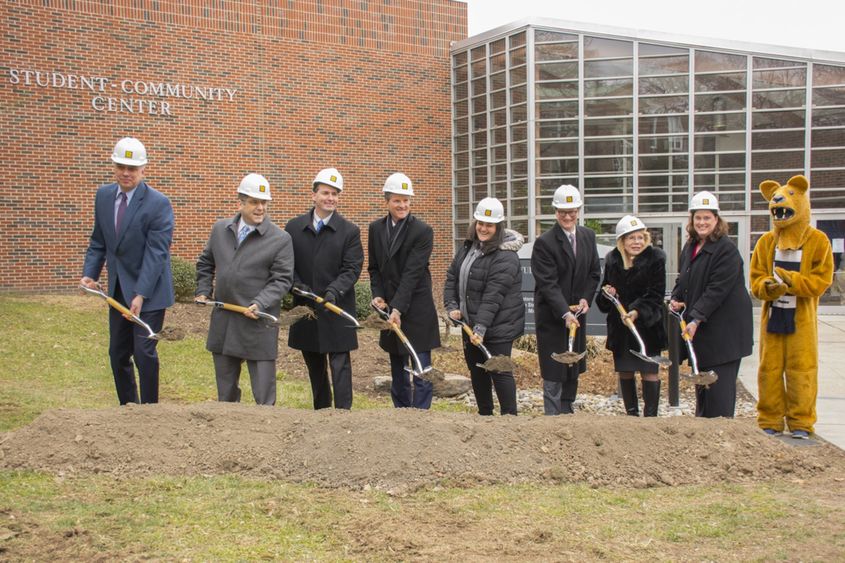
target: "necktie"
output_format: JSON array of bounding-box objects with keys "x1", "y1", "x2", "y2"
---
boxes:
[
  {"x1": 569, "y1": 232, "x2": 577, "y2": 256},
  {"x1": 115, "y1": 192, "x2": 127, "y2": 235},
  {"x1": 238, "y1": 224, "x2": 250, "y2": 244},
  {"x1": 316, "y1": 219, "x2": 324, "y2": 233}
]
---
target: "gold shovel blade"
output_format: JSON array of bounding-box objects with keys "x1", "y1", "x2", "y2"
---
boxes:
[{"x1": 551, "y1": 351, "x2": 586, "y2": 365}]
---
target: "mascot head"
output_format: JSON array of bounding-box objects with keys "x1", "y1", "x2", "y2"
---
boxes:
[{"x1": 759, "y1": 174, "x2": 812, "y2": 250}]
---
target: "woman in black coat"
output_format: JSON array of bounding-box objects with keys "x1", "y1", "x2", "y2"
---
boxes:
[
  {"x1": 444, "y1": 198, "x2": 525, "y2": 415},
  {"x1": 596, "y1": 215, "x2": 666, "y2": 417},
  {"x1": 670, "y1": 191, "x2": 753, "y2": 418}
]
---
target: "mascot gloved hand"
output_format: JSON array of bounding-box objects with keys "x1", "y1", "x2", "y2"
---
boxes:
[{"x1": 749, "y1": 175, "x2": 833, "y2": 439}]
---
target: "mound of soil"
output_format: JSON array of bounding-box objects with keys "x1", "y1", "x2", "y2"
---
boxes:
[{"x1": 2, "y1": 403, "x2": 842, "y2": 492}]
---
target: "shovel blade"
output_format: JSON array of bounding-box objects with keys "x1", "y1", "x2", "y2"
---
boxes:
[
  {"x1": 551, "y1": 351, "x2": 586, "y2": 365},
  {"x1": 478, "y1": 356, "x2": 517, "y2": 372},
  {"x1": 682, "y1": 370, "x2": 719, "y2": 386},
  {"x1": 630, "y1": 349, "x2": 672, "y2": 368}
]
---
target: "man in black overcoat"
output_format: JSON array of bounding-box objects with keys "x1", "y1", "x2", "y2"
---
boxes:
[
  {"x1": 531, "y1": 184, "x2": 601, "y2": 415},
  {"x1": 368, "y1": 172, "x2": 441, "y2": 408},
  {"x1": 287, "y1": 168, "x2": 364, "y2": 409}
]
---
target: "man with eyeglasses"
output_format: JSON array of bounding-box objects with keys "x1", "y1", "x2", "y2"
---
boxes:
[
  {"x1": 531, "y1": 184, "x2": 601, "y2": 415},
  {"x1": 81, "y1": 137, "x2": 174, "y2": 405}
]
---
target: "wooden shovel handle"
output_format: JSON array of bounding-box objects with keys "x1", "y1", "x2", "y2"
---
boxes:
[
  {"x1": 105, "y1": 296, "x2": 134, "y2": 318},
  {"x1": 219, "y1": 302, "x2": 251, "y2": 314},
  {"x1": 322, "y1": 301, "x2": 345, "y2": 316}
]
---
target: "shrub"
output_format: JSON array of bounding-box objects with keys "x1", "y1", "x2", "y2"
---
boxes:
[
  {"x1": 171, "y1": 257, "x2": 197, "y2": 302},
  {"x1": 354, "y1": 281, "x2": 372, "y2": 320}
]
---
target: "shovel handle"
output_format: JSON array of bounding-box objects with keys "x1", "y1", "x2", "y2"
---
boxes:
[
  {"x1": 568, "y1": 323, "x2": 577, "y2": 338},
  {"x1": 322, "y1": 301, "x2": 345, "y2": 316},
  {"x1": 219, "y1": 302, "x2": 252, "y2": 314},
  {"x1": 678, "y1": 318, "x2": 692, "y2": 342},
  {"x1": 105, "y1": 295, "x2": 134, "y2": 318}
]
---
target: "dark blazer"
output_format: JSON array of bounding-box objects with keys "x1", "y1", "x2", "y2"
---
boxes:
[
  {"x1": 196, "y1": 214, "x2": 294, "y2": 361},
  {"x1": 82, "y1": 181, "x2": 174, "y2": 311},
  {"x1": 596, "y1": 245, "x2": 667, "y2": 357},
  {"x1": 443, "y1": 229, "x2": 525, "y2": 343},
  {"x1": 286, "y1": 209, "x2": 364, "y2": 353},
  {"x1": 531, "y1": 223, "x2": 601, "y2": 380},
  {"x1": 368, "y1": 213, "x2": 440, "y2": 354},
  {"x1": 671, "y1": 235, "x2": 753, "y2": 367}
]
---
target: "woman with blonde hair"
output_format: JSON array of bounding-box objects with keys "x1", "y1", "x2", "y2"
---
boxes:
[{"x1": 596, "y1": 215, "x2": 667, "y2": 416}]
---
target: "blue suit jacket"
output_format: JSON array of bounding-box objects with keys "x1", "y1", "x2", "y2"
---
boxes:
[{"x1": 83, "y1": 181, "x2": 175, "y2": 311}]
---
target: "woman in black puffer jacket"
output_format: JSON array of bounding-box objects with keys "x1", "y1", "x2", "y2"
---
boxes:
[
  {"x1": 444, "y1": 197, "x2": 525, "y2": 415},
  {"x1": 596, "y1": 215, "x2": 667, "y2": 417}
]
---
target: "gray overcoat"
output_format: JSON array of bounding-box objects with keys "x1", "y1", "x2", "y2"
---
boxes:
[{"x1": 196, "y1": 214, "x2": 294, "y2": 361}]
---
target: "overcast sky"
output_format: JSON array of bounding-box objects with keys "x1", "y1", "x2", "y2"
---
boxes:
[{"x1": 461, "y1": 0, "x2": 845, "y2": 54}]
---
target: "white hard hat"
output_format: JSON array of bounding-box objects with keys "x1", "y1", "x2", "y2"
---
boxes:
[
  {"x1": 615, "y1": 215, "x2": 647, "y2": 239},
  {"x1": 383, "y1": 172, "x2": 414, "y2": 196},
  {"x1": 313, "y1": 168, "x2": 343, "y2": 192},
  {"x1": 473, "y1": 197, "x2": 505, "y2": 224},
  {"x1": 690, "y1": 191, "x2": 719, "y2": 212},
  {"x1": 111, "y1": 137, "x2": 147, "y2": 166},
  {"x1": 552, "y1": 184, "x2": 583, "y2": 209},
  {"x1": 237, "y1": 173, "x2": 272, "y2": 201}
]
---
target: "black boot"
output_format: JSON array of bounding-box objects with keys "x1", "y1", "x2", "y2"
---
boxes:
[
  {"x1": 619, "y1": 378, "x2": 639, "y2": 416},
  {"x1": 643, "y1": 380, "x2": 661, "y2": 417}
]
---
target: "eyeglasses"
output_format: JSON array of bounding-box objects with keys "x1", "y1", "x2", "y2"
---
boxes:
[{"x1": 555, "y1": 209, "x2": 578, "y2": 217}]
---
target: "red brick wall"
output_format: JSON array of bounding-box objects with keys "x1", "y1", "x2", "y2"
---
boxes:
[{"x1": 0, "y1": 0, "x2": 467, "y2": 291}]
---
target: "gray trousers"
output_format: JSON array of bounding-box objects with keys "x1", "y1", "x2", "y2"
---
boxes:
[
  {"x1": 543, "y1": 377, "x2": 578, "y2": 415},
  {"x1": 212, "y1": 353, "x2": 277, "y2": 406}
]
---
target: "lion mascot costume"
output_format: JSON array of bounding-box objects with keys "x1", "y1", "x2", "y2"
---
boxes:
[{"x1": 750, "y1": 175, "x2": 833, "y2": 438}]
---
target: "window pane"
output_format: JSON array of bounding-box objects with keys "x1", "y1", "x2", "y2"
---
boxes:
[
  {"x1": 752, "y1": 89, "x2": 806, "y2": 109},
  {"x1": 491, "y1": 163, "x2": 509, "y2": 182},
  {"x1": 472, "y1": 95, "x2": 486, "y2": 114},
  {"x1": 471, "y1": 58, "x2": 486, "y2": 78},
  {"x1": 492, "y1": 126, "x2": 507, "y2": 145},
  {"x1": 695, "y1": 133, "x2": 746, "y2": 152},
  {"x1": 813, "y1": 64, "x2": 845, "y2": 87},
  {"x1": 536, "y1": 61, "x2": 578, "y2": 81},
  {"x1": 510, "y1": 65, "x2": 527, "y2": 85},
  {"x1": 811, "y1": 169, "x2": 845, "y2": 188},
  {"x1": 753, "y1": 68, "x2": 806, "y2": 89},
  {"x1": 454, "y1": 64, "x2": 468, "y2": 84},
  {"x1": 639, "y1": 136, "x2": 689, "y2": 154},
  {"x1": 536, "y1": 100, "x2": 579, "y2": 120},
  {"x1": 752, "y1": 150, "x2": 805, "y2": 170},
  {"x1": 511, "y1": 142, "x2": 528, "y2": 160},
  {"x1": 489, "y1": 52, "x2": 506, "y2": 73},
  {"x1": 695, "y1": 51, "x2": 746, "y2": 72},
  {"x1": 511, "y1": 104, "x2": 527, "y2": 123},
  {"x1": 538, "y1": 140, "x2": 579, "y2": 158},
  {"x1": 537, "y1": 81, "x2": 579, "y2": 99},
  {"x1": 639, "y1": 115, "x2": 689, "y2": 135},
  {"x1": 585, "y1": 78, "x2": 632, "y2": 97},
  {"x1": 585, "y1": 138, "x2": 633, "y2": 156},
  {"x1": 511, "y1": 124, "x2": 527, "y2": 142},
  {"x1": 454, "y1": 170, "x2": 469, "y2": 187},
  {"x1": 491, "y1": 108, "x2": 507, "y2": 128},
  {"x1": 584, "y1": 118, "x2": 633, "y2": 137},
  {"x1": 472, "y1": 148, "x2": 487, "y2": 165},
  {"x1": 453, "y1": 82, "x2": 468, "y2": 100},
  {"x1": 640, "y1": 75, "x2": 688, "y2": 95},
  {"x1": 454, "y1": 116, "x2": 468, "y2": 135},
  {"x1": 696, "y1": 112, "x2": 746, "y2": 132},
  {"x1": 813, "y1": 108, "x2": 845, "y2": 128},
  {"x1": 491, "y1": 38, "x2": 506, "y2": 54},
  {"x1": 583, "y1": 37, "x2": 633, "y2": 58},
  {"x1": 536, "y1": 42, "x2": 579, "y2": 61},
  {"x1": 453, "y1": 51, "x2": 467, "y2": 66},
  {"x1": 585, "y1": 59, "x2": 633, "y2": 78},
  {"x1": 538, "y1": 158, "x2": 579, "y2": 175},
  {"x1": 813, "y1": 128, "x2": 845, "y2": 147},
  {"x1": 639, "y1": 174, "x2": 689, "y2": 188},
  {"x1": 754, "y1": 57, "x2": 802, "y2": 69},
  {"x1": 813, "y1": 86, "x2": 845, "y2": 107},
  {"x1": 455, "y1": 135, "x2": 469, "y2": 152},
  {"x1": 510, "y1": 85, "x2": 527, "y2": 104},
  {"x1": 472, "y1": 166, "x2": 487, "y2": 183},
  {"x1": 584, "y1": 156, "x2": 633, "y2": 174},
  {"x1": 584, "y1": 98, "x2": 633, "y2": 117},
  {"x1": 511, "y1": 160, "x2": 528, "y2": 177},
  {"x1": 537, "y1": 121, "x2": 579, "y2": 139},
  {"x1": 695, "y1": 153, "x2": 745, "y2": 171},
  {"x1": 695, "y1": 92, "x2": 746, "y2": 112},
  {"x1": 640, "y1": 95, "x2": 689, "y2": 114},
  {"x1": 639, "y1": 55, "x2": 689, "y2": 76},
  {"x1": 639, "y1": 43, "x2": 687, "y2": 56},
  {"x1": 492, "y1": 145, "x2": 508, "y2": 162},
  {"x1": 810, "y1": 188, "x2": 845, "y2": 209},
  {"x1": 454, "y1": 151, "x2": 469, "y2": 169},
  {"x1": 753, "y1": 130, "x2": 804, "y2": 150},
  {"x1": 510, "y1": 47, "x2": 526, "y2": 67},
  {"x1": 490, "y1": 71, "x2": 506, "y2": 91},
  {"x1": 752, "y1": 110, "x2": 805, "y2": 130},
  {"x1": 695, "y1": 72, "x2": 746, "y2": 92},
  {"x1": 535, "y1": 29, "x2": 577, "y2": 43},
  {"x1": 640, "y1": 154, "x2": 689, "y2": 173},
  {"x1": 471, "y1": 76, "x2": 486, "y2": 96},
  {"x1": 509, "y1": 32, "x2": 526, "y2": 48}
]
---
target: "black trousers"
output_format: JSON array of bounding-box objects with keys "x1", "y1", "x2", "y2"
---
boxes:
[
  {"x1": 302, "y1": 351, "x2": 353, "y2": 409},
  {"x1": 696, "y1": 359, "x2": 740, "y2": 418},
  {"x1": 463, "y1": 337, "x2": 517, "y2": 416},
  {"x1": 108, "y1": 283, "x2": 165, "y2": 405}
]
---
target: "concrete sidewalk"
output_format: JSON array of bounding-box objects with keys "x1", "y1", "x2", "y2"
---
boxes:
[{"x1": 739, "y1": 311, "x2": 845, "y2": 449}]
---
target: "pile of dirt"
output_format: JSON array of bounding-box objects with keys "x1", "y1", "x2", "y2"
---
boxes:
[{"x1": 2, "y1": 403, "x2": 842, "y2": 492}]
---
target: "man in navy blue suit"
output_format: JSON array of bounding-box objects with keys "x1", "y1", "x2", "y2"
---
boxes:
[{"x1": 81, "y1": 137, "x2": 174, "y2": 405}]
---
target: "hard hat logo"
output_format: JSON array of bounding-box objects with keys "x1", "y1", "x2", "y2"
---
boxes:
[
  {"x1": 566, "y1": 196, "x2": 573, "y2": 203},
  {"x1": 631, "y1": 219, "x2": 638, "y2": 226},
  {"x1": 125, "y1": 151, "x2": 133, "y2": 158},
  {"x1": 259, "y1": 185, "x2": 266, "y2": 192},
  {"x1": 484, "y1": 209, "x2": 492, "y2": 217},
  {"x1": 402, "y1": 183, "x2": 409, "y2": 190},
  {"x1": 703, "y1": 198, "x2": 710, "y2": 205},
  {"x1": 330, "y1": 175, "x2": 337, "y2": 182}
]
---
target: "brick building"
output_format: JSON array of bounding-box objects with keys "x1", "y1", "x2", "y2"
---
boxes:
[{"x1": 1, "y1": 0, "x2": 467, "y2": 292}]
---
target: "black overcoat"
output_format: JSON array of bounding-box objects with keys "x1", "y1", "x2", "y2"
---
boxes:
[
  {"x1": 286, "y1": 209, "x2": 364, "y2": 353},
  {"x1": 670, "y1": 235, "x2": 753, "y2": 367},
  {"x1": 443, "y1": 229, "x2": 526, "y2": 343},
  {"x1": 531, "y1": 223, "x2": 601, "y2": 381},
  {"x1": 368, "y1": 213, "x2": 441, "y2": 354},
  {"x1": 595, "y1": 245, "x2": 667, "y2": 358}
]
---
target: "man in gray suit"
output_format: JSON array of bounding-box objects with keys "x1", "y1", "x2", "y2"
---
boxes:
[{"x1": 195, "y1": 173, "x2": 294, "y2": 405}]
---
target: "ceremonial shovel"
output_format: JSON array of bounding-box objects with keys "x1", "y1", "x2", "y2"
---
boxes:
[
  {"x1": 291, "y1": 287, "x2": 362, "y2": 329},
  {"x1": 450, "y1": 317, "x2": 517, "y2": 372},
  {"x1": 80, "y1": 285, "x2": 163, "y2": 340},
  {"x1": 601, "y1": 286, "x2": 671, "y2": 368},
  {"x1": 666, "y1": 304, "x2": 719, "y2": 386},
  {"x1": 551, "y1": 305, "x2": 587, "y2": 365}
]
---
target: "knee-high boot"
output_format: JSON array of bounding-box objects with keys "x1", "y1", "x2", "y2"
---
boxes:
[
  {"x1": 619, "y1": 378, "x2": 639, "y2": 416},
  {"x1": 643, "y1": 380, "x2": 661, "y2": 417}
]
